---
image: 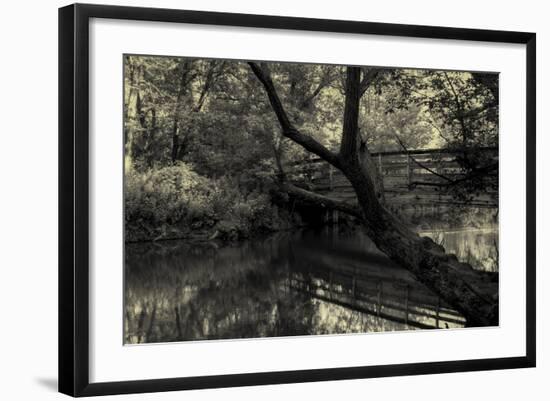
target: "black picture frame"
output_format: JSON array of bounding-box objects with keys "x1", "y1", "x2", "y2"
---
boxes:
[{"x1": 58, "y1": 3, "x2": 536, "y2": 397}]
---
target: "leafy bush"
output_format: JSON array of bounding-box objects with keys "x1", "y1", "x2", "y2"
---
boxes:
[
  {"x1": 125, "y1": 163, "x2": 222, "y2": 241},
  {"x1": 125, "y1": 163, "x2": 289, "y2": 242},
  {"x1": 212, "y1": 191, "x2": 281, "y2": 240}
]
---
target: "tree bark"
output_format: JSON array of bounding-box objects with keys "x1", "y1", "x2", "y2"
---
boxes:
[
  {"x1": 279, "y1": 182, "x2": 362, "y2": 218},
  {"x1": 125, "y1": 60, "x2": 144, "y2": 172},
  {"x1": 171, "y1": 60, "x2": 219, "y2": 163},
  {"x1": 171, "y1": 61, "x2": 194, "y2": 164},
  {"x1": 250, "y1": 63, "x2": 498, "y2": 326},
  {"x1": 360, "y1": 141, "x2": 386, "y2": 204},
  {"x1": 248, "y1": 62, "x2": 342, "y2": 169}
]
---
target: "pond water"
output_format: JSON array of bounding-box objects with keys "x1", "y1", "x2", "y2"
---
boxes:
[{"x1": 125, "y1": 226, "x2": 498, "y2": 344}]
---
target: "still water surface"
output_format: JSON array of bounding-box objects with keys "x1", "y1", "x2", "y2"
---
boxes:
[{"x1": 125, "y1": 226, "x2": 498, "y2": 344}]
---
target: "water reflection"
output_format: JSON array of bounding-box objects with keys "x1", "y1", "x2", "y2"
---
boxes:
[
  {"x1": 419, "y1": 227, "x2": 498, "y2": 272},
  {"x1": 125, "y1": 227, "x2": 497, "y2": 344}
]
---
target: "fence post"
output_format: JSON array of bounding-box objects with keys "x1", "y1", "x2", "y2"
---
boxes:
[{"x1": 329, "y1": 164, "x2": 334, "y2": 191}]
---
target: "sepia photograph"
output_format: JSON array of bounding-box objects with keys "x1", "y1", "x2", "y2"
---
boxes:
[{"x1": 123, "y1": 55, "x2": 499, "y2": 344}]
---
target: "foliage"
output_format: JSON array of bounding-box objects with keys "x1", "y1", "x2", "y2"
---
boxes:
[
  {"x1": 125, "y1": 163, "x2": 217, "y2": 240},
  {"x1": 123, "y1": 55, "x2": 499, "y2": 242},
  {"x1": 386, "y1": 69, "x2": 498, "y2": 154},
  {"x1": 125, "y1": 163, "x2": 291, "y2": 242}
]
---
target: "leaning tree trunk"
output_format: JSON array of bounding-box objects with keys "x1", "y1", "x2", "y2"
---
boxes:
[
  {"x1": 249, "y1": 62, "x2": 498, "y2": 327},
  {"x1": 344, "y1": 162, "x2": 497, "y2": 327}
]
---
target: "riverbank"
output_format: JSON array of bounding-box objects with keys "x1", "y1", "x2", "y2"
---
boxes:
[
  {"x1": 124, "y1": 162, "x2": 304, "y2": 243},
  {"x1": 126, "y1": 203, "x2": 497, "y2": 246}
]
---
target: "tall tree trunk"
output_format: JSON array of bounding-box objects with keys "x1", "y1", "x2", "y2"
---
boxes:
[
  {"x1": 171, "y1": 60, "x2": 218, "y2": 163},
  {"x1": 171, "y1": 61, "x2": 194, "y2": 164},
  {"x1": 125, "y1": 60, "x2": 144, "y2": 172},
  {"x1": 249, "y1": 63, "x2": 498, "y2": 327},
  {"x1": 170, "y1": 120, "x2": 180, "y2": 164}
]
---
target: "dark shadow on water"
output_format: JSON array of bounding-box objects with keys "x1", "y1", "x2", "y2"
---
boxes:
[{"x1": 35, "y1": 377, "x2": 57, "y2": 392}]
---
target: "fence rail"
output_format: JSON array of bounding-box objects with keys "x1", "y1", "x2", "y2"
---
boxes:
[{"x1": 286, "y1": 147, "x2": 498, "y2": 209}]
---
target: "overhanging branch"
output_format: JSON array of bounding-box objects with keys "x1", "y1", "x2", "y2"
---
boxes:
[
  {"x1": 394, "y1": 133, "x2": 498, "y2": 188},
  {"x1": 280, "y1": 183, "x2": 363, "y2": 219},
  {"x1": 393, "y1": 134, "x2": 455, "y2": 183},
  {"x1": 248, "y1": 62, "x2": 342, "y2": 169}
]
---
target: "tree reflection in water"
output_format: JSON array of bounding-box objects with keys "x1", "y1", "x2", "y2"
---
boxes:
[{"x1": 125, "y1": 227, "x2": 497, "y2": 344}]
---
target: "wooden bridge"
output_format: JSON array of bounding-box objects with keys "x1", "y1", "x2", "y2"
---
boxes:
[{"x1": 287, "y1": 147, "x2": 498, "y2": 213}]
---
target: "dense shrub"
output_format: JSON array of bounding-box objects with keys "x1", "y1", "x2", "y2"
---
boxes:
[
  {"x1": 125, "y1": 163, "x2": 222, "y2": 241},
  {"x1": 125, "y1": 163, "x2": 290, "y2": 242}
]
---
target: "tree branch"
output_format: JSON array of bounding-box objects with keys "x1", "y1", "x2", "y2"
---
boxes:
[
  {"x1": 248, "y1": 62, "x2": 341, "y2": 169},
  {"x1": 443, "y1": 72, "x2": 470, "y2": 143},
  {"x1": 360, "y1": 68, "x2": 381, "y2": 97},
  {"x1": 300, "y1": 69, "x2": 332, "y2": 108},
  {"x1": 394, "y1": 134, "x2": 455, "y2": 183},
  {"x1": 411, "y1": 163, "x2": 498, "y2": 188},
  {"x1": 280, "y1": 182, "x2": 363, "y2": 219},
  {"x1": 394, "y1": 133, "x2": 498, "y2": 189},
  {"x1": 194, "y1": 62, "x2": 216, "y2": 112}
]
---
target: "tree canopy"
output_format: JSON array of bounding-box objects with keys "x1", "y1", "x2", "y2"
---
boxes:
[{"x1": 124, "y1": 55, "x2": 498, "y2": 180}]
